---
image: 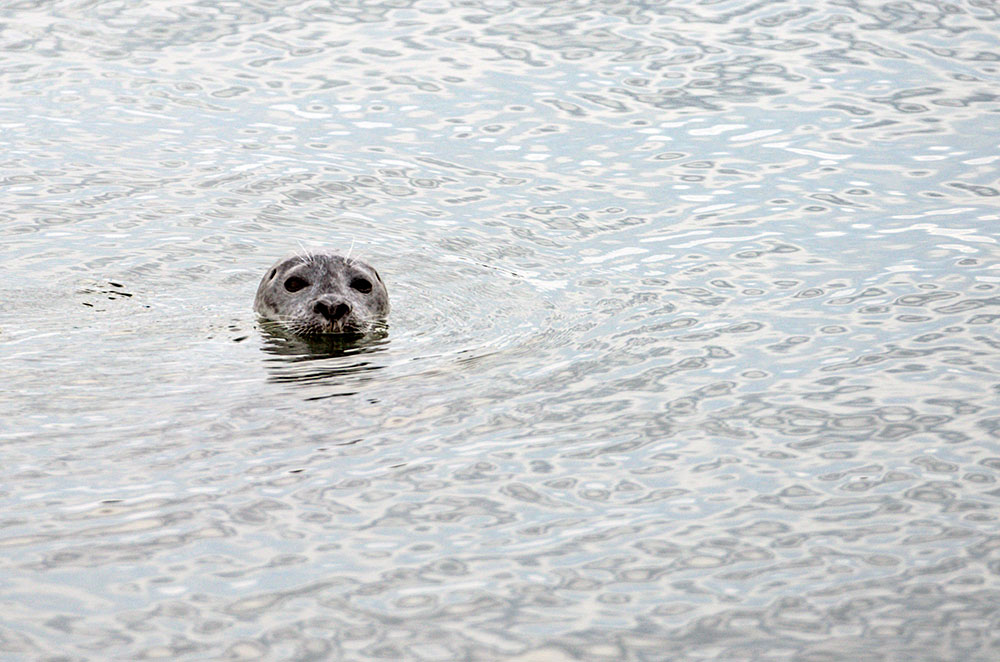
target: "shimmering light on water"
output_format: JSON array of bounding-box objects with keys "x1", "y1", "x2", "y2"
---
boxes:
[{"x1": 2, "y1": 1, "x2": 1000, "y2": 660}]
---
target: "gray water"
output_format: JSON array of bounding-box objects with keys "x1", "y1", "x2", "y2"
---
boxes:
[{"x1": 2, "y1": 1, "x2": 1000, "y2": 660}]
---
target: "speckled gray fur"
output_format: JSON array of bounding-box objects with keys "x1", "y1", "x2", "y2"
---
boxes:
[{"x1": 254, "y1": 251, "x2": 389, "y2": 336}]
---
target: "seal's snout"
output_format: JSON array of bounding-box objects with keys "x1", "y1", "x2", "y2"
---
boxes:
[{"x1": 313, "y1": 298, "x2": 350, "y2": 322}]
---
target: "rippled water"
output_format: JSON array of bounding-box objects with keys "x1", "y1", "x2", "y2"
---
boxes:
[{"x1": 2, "y1": 1, "x2": 1000, "y2": 660}]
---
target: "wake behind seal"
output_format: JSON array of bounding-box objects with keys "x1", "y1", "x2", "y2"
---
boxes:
[{"x1": 254, "y1": 251, "x2": 389, "y2": 336}]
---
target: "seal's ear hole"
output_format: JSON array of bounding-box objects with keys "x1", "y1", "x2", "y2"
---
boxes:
[
  {"x1": 284, "y1": 276, "x2": 309, "y2": 292},
  {"x1": 350, "y1": 277, "x2": 373, "y2": 294},
  {"x1": 268, "y1": 269, "x2": 276, "y2": 280},
  {"x1": 371, "y1": 269, "x2": 383, "y2": 283}
]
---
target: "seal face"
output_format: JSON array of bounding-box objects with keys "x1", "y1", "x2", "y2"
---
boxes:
[{"x1": 254, "y1": 251, "x2": 389, "y2": 336}]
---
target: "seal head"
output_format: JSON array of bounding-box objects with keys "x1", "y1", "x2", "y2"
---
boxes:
[{"x1": 254, "y1": 252, "x2": 389, "y2": 336}]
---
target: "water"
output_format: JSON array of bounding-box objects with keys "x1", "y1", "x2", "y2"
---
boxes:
[{"x1": 2, "y1": 1, "x2": 999, "y2": 660}]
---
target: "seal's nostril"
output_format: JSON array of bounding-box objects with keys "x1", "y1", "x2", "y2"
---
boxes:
[{"x1": 313, "y1": 300, "x2": 350, "y2": 321}]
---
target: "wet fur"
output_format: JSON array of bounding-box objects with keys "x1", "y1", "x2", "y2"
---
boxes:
[{"x1": 254, "y1": 251, "x2": 389, "y2": 336}]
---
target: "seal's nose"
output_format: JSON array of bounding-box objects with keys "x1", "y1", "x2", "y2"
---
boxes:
[{"x1": 313, "y1": 299, "x2": 350, "y2": 322}]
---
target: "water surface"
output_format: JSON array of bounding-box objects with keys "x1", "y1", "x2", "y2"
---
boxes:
[{"x1": 2, "y1": 1, "x2": 999, "y2": 660}]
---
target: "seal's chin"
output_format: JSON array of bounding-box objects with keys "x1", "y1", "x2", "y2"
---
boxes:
[{"x1": 293, "y1": 315, "x2": 368, "y2": 337}]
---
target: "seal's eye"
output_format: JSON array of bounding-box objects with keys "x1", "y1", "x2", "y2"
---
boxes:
[
  {"x1": 284, "y1": 276, "x2": 309, "y2": 292},
  {"x1": 350, "y1": 277, "x2": 372, "y2": 294}
]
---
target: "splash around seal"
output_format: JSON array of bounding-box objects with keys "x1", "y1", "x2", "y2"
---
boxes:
[{"x1": 253, "y1": 251, "x2": 389, "y2": 337}]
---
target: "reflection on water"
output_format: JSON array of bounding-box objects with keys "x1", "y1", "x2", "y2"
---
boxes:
[
  {"x1": 1, "y1": 0, "x2": 1000, "y2": 660},
  {"x1": 259, "y1": 325, "x2": 390, "y2": 390}
]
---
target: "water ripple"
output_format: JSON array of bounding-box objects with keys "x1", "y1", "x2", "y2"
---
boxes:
[{"x1": 2, "y1": 0, "x2": 1000, "y2": 660}]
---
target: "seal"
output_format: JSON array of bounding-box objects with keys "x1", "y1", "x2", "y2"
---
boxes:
[{"x1": 254, "y1": 251, "x2": 389, "y2": 336}]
